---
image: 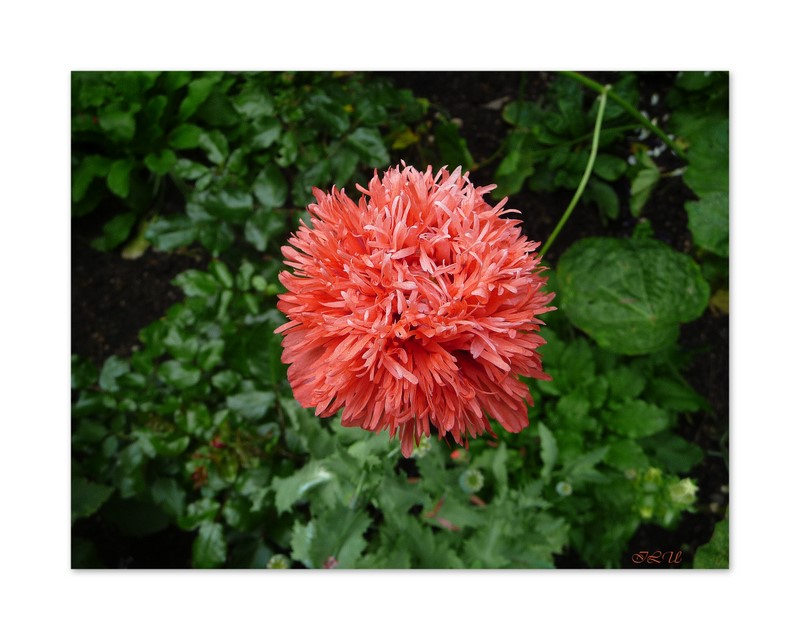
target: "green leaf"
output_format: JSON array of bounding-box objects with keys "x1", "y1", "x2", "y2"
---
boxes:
[
  {"x1": 145, "y1": 217, "x2": 197, "y2": 252},
  {"x1": 193, "y1": 521, "x2": 227, "y2": 568},
  {"x1": 198, "y1": 130, "x2": 229, "y2": 164},
  {"x1": 195, "y1": 89, "x2": 239, "y2": 127},
  {"x1": 629, "y1": 164, "x2": 660, "y2": 217},
  {"x1": 434, "y1": 119, "x2": 474, "y2": 170},
  {"x1": 150, "y1": 477, "x2": 186, "y2": 518},
  {"x1": 173, "y1": 158, "x2": 208, "y2": 180},
  {"x1": 144, "y1": 149, "x2": 177, "y2": 176},
  {"x1": 693, "y1": 516, "x2": 728, "y2": 569},
  {"x1": 198, "y1": 222, "x2": 235, "y2": 257},
  {"x1": 178, "y1": 74, "x2": 220, "y2": 121},
  {"x1": 209, "y1": 260, "x2": 234, "y2": 288},
  {"x1": 272, "y1": 461, "x2": 336, "y2": 515},
  {"x1": 71, "y1": 355, "x2": 98, "y2": 390},
  {"x1": 647, "y1": 377, "x2": 710, "y2": 413},
  {"x1": 178, "y1": 497, "x2": 220, "y2": 530},
  {"x1": 585, "y1": 178, "x2": 619, "y2": 220},
  {"x1": 226, "y1": 390, "x2": 276, "y2": 421},
  {"x1": 253, "y1": 164, "x2": 288, "y2": 208},
  {"x1": 501, "y1": 100, "x2": 543, "y2": 129},
  {"x1": 250, "y1": 117, "x2": 282, "y2": 149},
  {"x1": 245, "y1": 209, "x2": 286, "y2": 251},
  {"x1": 211, "y1": 370, "x2": 241, "y2": 394},
  {"x1": 605, "y1": 439, "x2": 649, "y2": 472},
  {"x1": 158, "y1": 360, "x2": 202, "y2": 389},
  {"x1": 538, "y1": 422, "x2": 558, "y2": 480},
  {"x1": 169, "y1": 123, "x2": 204, "y2": 149},
  {"x1": 604, "y1": 399, "x2": 670, "y2": 438},
  {"x1": 107, "y1": 159, "x2": 135, "y2": 198},
  {"x1": 493, "y1": 131, "x2": 536, "y2": 197},
  {"x1": 686, "y1": 192, "x2": 729, "y2": 257},
  {"x1": 98, "y1": 104, "x2": 136, "y2": 142},
  {"x1": 330, "y1": 147, "x2": 360, "y2": 187},
  {"x1": 72, "y1": 155, "x2": 111, "y2": 202},
  {"x1": 557, "y1": 237, "x2": 709, "y2": 355},
  {"x1": 309, "y1": 507, "x2": 372, "y2": 568},
  {"x1": 99, "y1": 355, "x2": 130, "y2": 392},
  {"x1": 172, "y1": 269, "x2": 220, "y2": 297},
  {"x1": 71, "y1": 477, "x2": 114, "y2": 524},
  {"x1": 90, "y1": 212, "x2": 137, "y2": 252},
  {"x1": 641, "y1": 431, "x2": 704, "y2": 474},
  {"x1": 593, "y1": 154, "x2": 627, "y2": 181},
  {"x1": 607, "y1": 367, "x2": 646, "y2": 401},
  {"x1": 346, "y1": 127, "x2": 389, "y2": 167},
  {"x1": 233, "y1": 90, "x2": 275, "y2": 119}
]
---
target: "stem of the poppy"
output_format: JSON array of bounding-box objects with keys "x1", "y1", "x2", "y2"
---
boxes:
[{"x1": 540, "y1": 85, "x2": 609, "y2": 260}]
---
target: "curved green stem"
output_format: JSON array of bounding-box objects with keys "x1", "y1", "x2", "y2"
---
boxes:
[
  {"x1": 540, "y1": 86, "x2": 610, "y2": 260},
  {"x1": 560, "y1": 71, "x2": 687, "y2": 161}
]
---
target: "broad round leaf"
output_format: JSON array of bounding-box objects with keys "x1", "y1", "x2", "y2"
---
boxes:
[{"x1": 557, "y1": 238, "x2": 709, "y2": 355}]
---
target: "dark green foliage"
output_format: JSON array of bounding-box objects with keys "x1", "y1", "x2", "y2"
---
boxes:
[
  {"x1": 71, "y1": 71, "x2": 723, "y2": 569},
  {"x1": 72, "y1": 71, "x2": 429, "y2": 255}
]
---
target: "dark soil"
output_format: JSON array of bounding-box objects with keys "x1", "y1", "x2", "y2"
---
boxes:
[{"x1": 72, "y1": 71, "x2": 728, "y2": 569}]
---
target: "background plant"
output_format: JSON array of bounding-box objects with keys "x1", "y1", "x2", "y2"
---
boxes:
[{"x1": 72, "y1": 71, "x2": 728, "y2": 569}]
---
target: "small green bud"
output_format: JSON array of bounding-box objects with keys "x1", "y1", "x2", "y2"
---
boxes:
[
  {"x1": 556, "y1": 481, "x2": 573, "y2": 497},
  {"x1": 668, "y1": 478, "x2": 698, "y2": 506},
  {"x1": 459, "y1": 468, "x2": 484, "y2": 494},
  {"x1": 267, "y1": 553, "x2": 291, "y2": 569}
]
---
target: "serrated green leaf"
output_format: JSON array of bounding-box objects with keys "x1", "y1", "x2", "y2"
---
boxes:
[
  {"x1": 607, "y1": 367, "x2": 646, "y2": 401},
  {"x1": 605, "y1": 439, "x2": 649, "y2": 472},
  {"x1": 250, "y1": 117, "x2": 282, "y2": 149},
  {"x1": 493, "y1": 131, "x2": 536, "y2": 197},
  {"x1": 557, "y1": 238, "x2": 709, "y2": 355},
  {"x1": 272, "y1": 462, "x2": 335, "y2": 514},
  {"x1": 538, "y1": 422, "x2": 558, "y2": 480},
  {"x1": 604, "y1": 399, "x2": 670, "y2": 438}
]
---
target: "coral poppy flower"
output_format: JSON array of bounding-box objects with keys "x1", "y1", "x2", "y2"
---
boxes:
[{"x1": 276, "y1": 165, "x2": 554, "y2": 457}]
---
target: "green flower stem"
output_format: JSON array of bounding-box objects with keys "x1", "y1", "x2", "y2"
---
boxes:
[
  {"x1": 560, "y1": 71, "x2": 687, "y2": 161},
  {"x1": 540, "y1": 86, "x2": 610, "y2": 260}
]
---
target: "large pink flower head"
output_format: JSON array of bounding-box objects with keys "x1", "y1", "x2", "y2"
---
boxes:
[{"x1": 276, "y1": 164, "x2": 554, "y2": 457}]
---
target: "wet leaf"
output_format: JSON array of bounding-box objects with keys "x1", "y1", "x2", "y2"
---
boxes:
[{"x1": 558, "y1": 238, "x2": 709, "y2": 354}]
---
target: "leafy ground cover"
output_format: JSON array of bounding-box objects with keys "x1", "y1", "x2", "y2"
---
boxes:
[{"x1": 72, "y1": 71, "x2": 728, "y2": 569}]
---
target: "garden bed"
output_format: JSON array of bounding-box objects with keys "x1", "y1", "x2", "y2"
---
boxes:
[{"x1": 72, "y1": 70, "x2": 728, "y2": 568}]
